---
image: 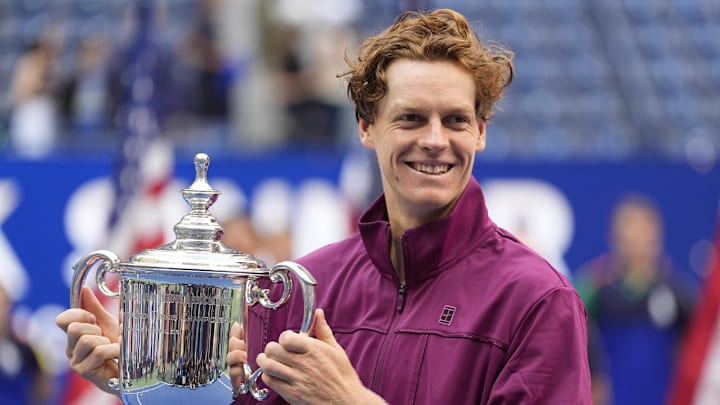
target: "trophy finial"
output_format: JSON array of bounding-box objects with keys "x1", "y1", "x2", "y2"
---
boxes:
[
  {"x1": 175, "y1": 153, "x2": 223, "y2": 247},
  {"x1": 189, "y1": 153, "x2": 213, "y2": 191}
]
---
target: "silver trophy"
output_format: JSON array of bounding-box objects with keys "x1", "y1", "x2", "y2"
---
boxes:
[{"x1": 70, "y1": 153, "x2": 316, "y2": 404}]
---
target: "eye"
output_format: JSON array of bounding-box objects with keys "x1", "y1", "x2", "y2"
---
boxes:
[
  {"x1": 400, "y1": 114, "x2": 419, "y2": 122},
  {"x1": 444, "y1": 115, "x2": 470, "y2": 126}
]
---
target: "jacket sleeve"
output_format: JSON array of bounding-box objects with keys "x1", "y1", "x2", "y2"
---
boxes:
[{"x1": 487, "y1": 286, "x2": 593, "y2": 404}]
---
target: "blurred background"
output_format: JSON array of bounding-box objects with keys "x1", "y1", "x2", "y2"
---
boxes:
[{"x1": 0, "y1": 0, "x2": 718, "y2": 404}]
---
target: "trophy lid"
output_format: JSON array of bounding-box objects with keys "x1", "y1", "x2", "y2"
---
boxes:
[{"x1": 125, "y1": 153, "x2": 267, "y2": 274}]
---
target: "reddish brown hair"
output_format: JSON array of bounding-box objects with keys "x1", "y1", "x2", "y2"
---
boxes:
[{"x1": 341, "y1": 8, "x2": 514, "y2": 124}]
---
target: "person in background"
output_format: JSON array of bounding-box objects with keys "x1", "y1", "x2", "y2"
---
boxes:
[
  {"x1": 57, "y1": 35, "x2": 121, "y2": 148},
  {"x1": 56, "y1": 8, "x2": 592, "y2": 404},
  {"x1": 262, "y1": 0, "x2": 361, "y2": 146},
  {"x1": 174, "y1": 0, "x2": 230, "y2": 120},
  {"x1": 575, "y1": 194, "x2": 698, "y2": 405},
  {"x1": 0, "y1": 285, "x2": 54, "y2": 405},
  {"x1": 7, "y1": 38, "x2": 60, "y2": 158}
]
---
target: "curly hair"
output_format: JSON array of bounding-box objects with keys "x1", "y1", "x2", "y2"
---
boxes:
[{"x1": 340, "y1": 8, "x2": 514, "y2": 124}]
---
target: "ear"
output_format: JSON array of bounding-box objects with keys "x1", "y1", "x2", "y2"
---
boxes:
[
  {"x1": 476, "y1": 120, "x2": 487, "y2": 152},
  {"x1": 358, "y1": 118, "x2": 375, "y2": 149}
]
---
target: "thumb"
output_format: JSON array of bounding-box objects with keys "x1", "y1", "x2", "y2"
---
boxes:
[
  {"x1": 80, "y1": 286, "x2": 118, "y2": 338},
  {"x1": 312, "y1": 308, "x2": 340, "y2": 349}
]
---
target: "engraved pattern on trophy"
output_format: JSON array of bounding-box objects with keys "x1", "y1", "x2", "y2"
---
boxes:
[
  {"x1": 70, "y1": 153, "x2": 317, "y2": 404},
  {"x1": 119, "y1": 280, "x2": 242, "y2": 390}
]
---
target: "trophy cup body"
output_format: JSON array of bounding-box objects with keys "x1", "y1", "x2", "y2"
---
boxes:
[{"x1": 70, "y1": 154, "x2": 316, "y2": 403}]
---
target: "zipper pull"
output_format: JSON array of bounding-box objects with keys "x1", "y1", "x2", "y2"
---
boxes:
[{"x1": 397, "y1": 282, "x2": 407, "y2": 313}]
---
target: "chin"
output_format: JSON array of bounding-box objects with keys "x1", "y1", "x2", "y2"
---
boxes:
[{"x1": 407, "y1": 193, "x2": 458, "y2": 215}]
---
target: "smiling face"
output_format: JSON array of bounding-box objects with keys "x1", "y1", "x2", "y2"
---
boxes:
[{"x1": 359, "y1": 59, "x2": 486, "y2": 232}]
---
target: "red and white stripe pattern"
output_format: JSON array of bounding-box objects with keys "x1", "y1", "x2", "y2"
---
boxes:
[{"x1": 669, "y1": 223, "x2": 720, "y2": 405}]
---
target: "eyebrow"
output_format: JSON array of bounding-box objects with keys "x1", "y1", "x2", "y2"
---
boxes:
[{"x1": 386, "y1": 100, "x2": 475, "y2": 116}]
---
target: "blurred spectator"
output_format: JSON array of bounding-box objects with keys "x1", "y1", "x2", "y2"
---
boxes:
[
  {"x1": 222, "y1": 211, "x2": 292, "y2": 266},
  {"x1": 0, "y1": 285, "x2": 54, "y2": 405},
  {"x1": 222, "y1": 214, "x2": 260, "y2": 256},
  {"x1": 264, "y1": 0, "x2": 360, "y2": 146},
  {"x1": 248, "y1": 178, "x2": 294, "y2": 263},
  {"x1": 174, "y1": 0, "x2": 231, "y2": 120},
  {"x1": 575, "y1": 194, "x2": 698, "y2": 405},
  {"x1": 221, "y1": 177, "x2": 353, "y2": 266},
  {"x1": 8, "y1": 38, "x2": 60, "y2": 159},
  {"x1": 163, "y1": 0, "x2": 240, "y2": 152},
  {"x1": 57, "y1": 36, "x2": 121, "y2": 148},
  {"x1": 217, "y1": 178, "x2": 293, "y2": 266}
]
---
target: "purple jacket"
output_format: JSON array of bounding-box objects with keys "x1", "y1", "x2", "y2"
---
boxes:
[{"x1": 237, "y1": 177, "x2": 591, "y2": 404}]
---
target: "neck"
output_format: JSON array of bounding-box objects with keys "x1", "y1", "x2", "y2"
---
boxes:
[{"x1": 389, "y1": 233, "x2": 405, "y2": 282}]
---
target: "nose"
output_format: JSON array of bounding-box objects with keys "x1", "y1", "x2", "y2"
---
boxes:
[{"x1": 419, "y1": 117, "x2": 448, "y2": 152}]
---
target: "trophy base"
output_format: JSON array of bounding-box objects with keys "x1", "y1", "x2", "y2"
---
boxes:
[{"x1": 120, "y1": 373, "x2": 234, "y2": 405}]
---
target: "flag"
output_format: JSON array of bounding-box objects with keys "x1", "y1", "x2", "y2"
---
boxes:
[
  {"x1": 60, "y1": 142, "x2": 174, "y2": 405},
  {"x1": 668, "y1": 214, "x2": 720, "y2": 405},
  {"x1": 60, "y1": 1, "x2": 173, "y2": 403}
]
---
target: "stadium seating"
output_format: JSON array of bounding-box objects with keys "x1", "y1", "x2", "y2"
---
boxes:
[{"x1": 0, "y1": 0, "x2": 717, "y2": 160}]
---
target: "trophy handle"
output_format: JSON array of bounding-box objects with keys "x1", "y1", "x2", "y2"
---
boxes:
[
  {"x1": 70, "y1": 250, "x2": 122, "y2": 391},
  {"x1": 70, "y1": 249, "x2": 122, "y2": 308},
  {"x1": 243, "y1": 261, "x2": 317, "y2": 400}
]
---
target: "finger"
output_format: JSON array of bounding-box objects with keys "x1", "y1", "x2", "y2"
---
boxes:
[
  {"x1": 277, "y1": 330, "x2": 311, "y2": 354},
  {"x1": 257, "y1": 352, "x2": 296, "y2": 385},
  {"x1": 311, "y1": 308, "x2": 340, "y2": 349},
  {"x1": 229, "y1": 363, "x2": 246, "y2": 395},
  {"x1": 265, "y1": 338, "x2": 309, "y2": 369},
  {"x1": 229, "y1": 335, "x2": 247, "y2": 352},
  {"x1": 72, "y1": 335, "x2": 113, "y2": 366},
  {"x1": 80, "y1": 287, "x2": 117, "y2": 330},
  {"x1": 227, "y1": 347, "x2": 248, "y2": 367},
  {"x1": 230, "y1": 321, "x2": 245, "y2": 340},
  {"x1": 72, "y1": 342, "x2": 120, "y2": 376},
  {"x1": 65, "y1": 322, "x2": 103, "y2": 358},
  {"x1": 264, "y1": 341, "x2": 294, "y2": 364},
  {"x1": 258, "y1": 368, "x2": 293, "y2": 396},
  {"x1": 56, "y1": 308, "x2": 96, "y2": 332}
]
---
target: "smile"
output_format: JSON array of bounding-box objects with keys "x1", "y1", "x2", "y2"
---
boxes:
[{"x1": 410, "y1": 163, "x2": 451, "y2": 175}]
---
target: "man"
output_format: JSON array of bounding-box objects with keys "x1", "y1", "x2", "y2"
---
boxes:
[
  {"x1": 227, "y1": 8, "x2": 590, "y2": 404},
  {"x1": 57, "y1": 8, "x2": 591, "y2": 404}
]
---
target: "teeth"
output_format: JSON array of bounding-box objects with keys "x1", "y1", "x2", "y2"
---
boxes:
[{"x1": 413, "y1": 163, "x2": 449, "y2": 174}]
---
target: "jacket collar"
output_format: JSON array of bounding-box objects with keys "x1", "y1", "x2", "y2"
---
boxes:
[{"x1": 358, "y1": 177, "x2": 494, "y2": 285}]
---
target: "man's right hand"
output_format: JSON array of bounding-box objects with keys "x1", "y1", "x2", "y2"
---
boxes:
[{"x1": 55, "y1": 285, "x2": 120, "y2": 395}]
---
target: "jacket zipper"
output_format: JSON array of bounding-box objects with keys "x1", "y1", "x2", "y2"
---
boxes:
[
  {"x1": 396, "y1": 232, "x2": 408, "y2": 313},
  {"x1": 371, "y1": 226, "x2": 407, "y2": 392},
  {"x1": 372, "y1": 279, "x2": 406, "y2": 391},
  {"x1": 396, "y1": 281, "x2": 407, "y2": 313}
]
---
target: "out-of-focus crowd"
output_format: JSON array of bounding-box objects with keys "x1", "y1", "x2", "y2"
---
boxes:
[
  {"x1": 1, "y1": 0, "x2": 718, "y2": 163},
  {"x1": 0, "y1": 0, "x2": 370, "y2": 159}
]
